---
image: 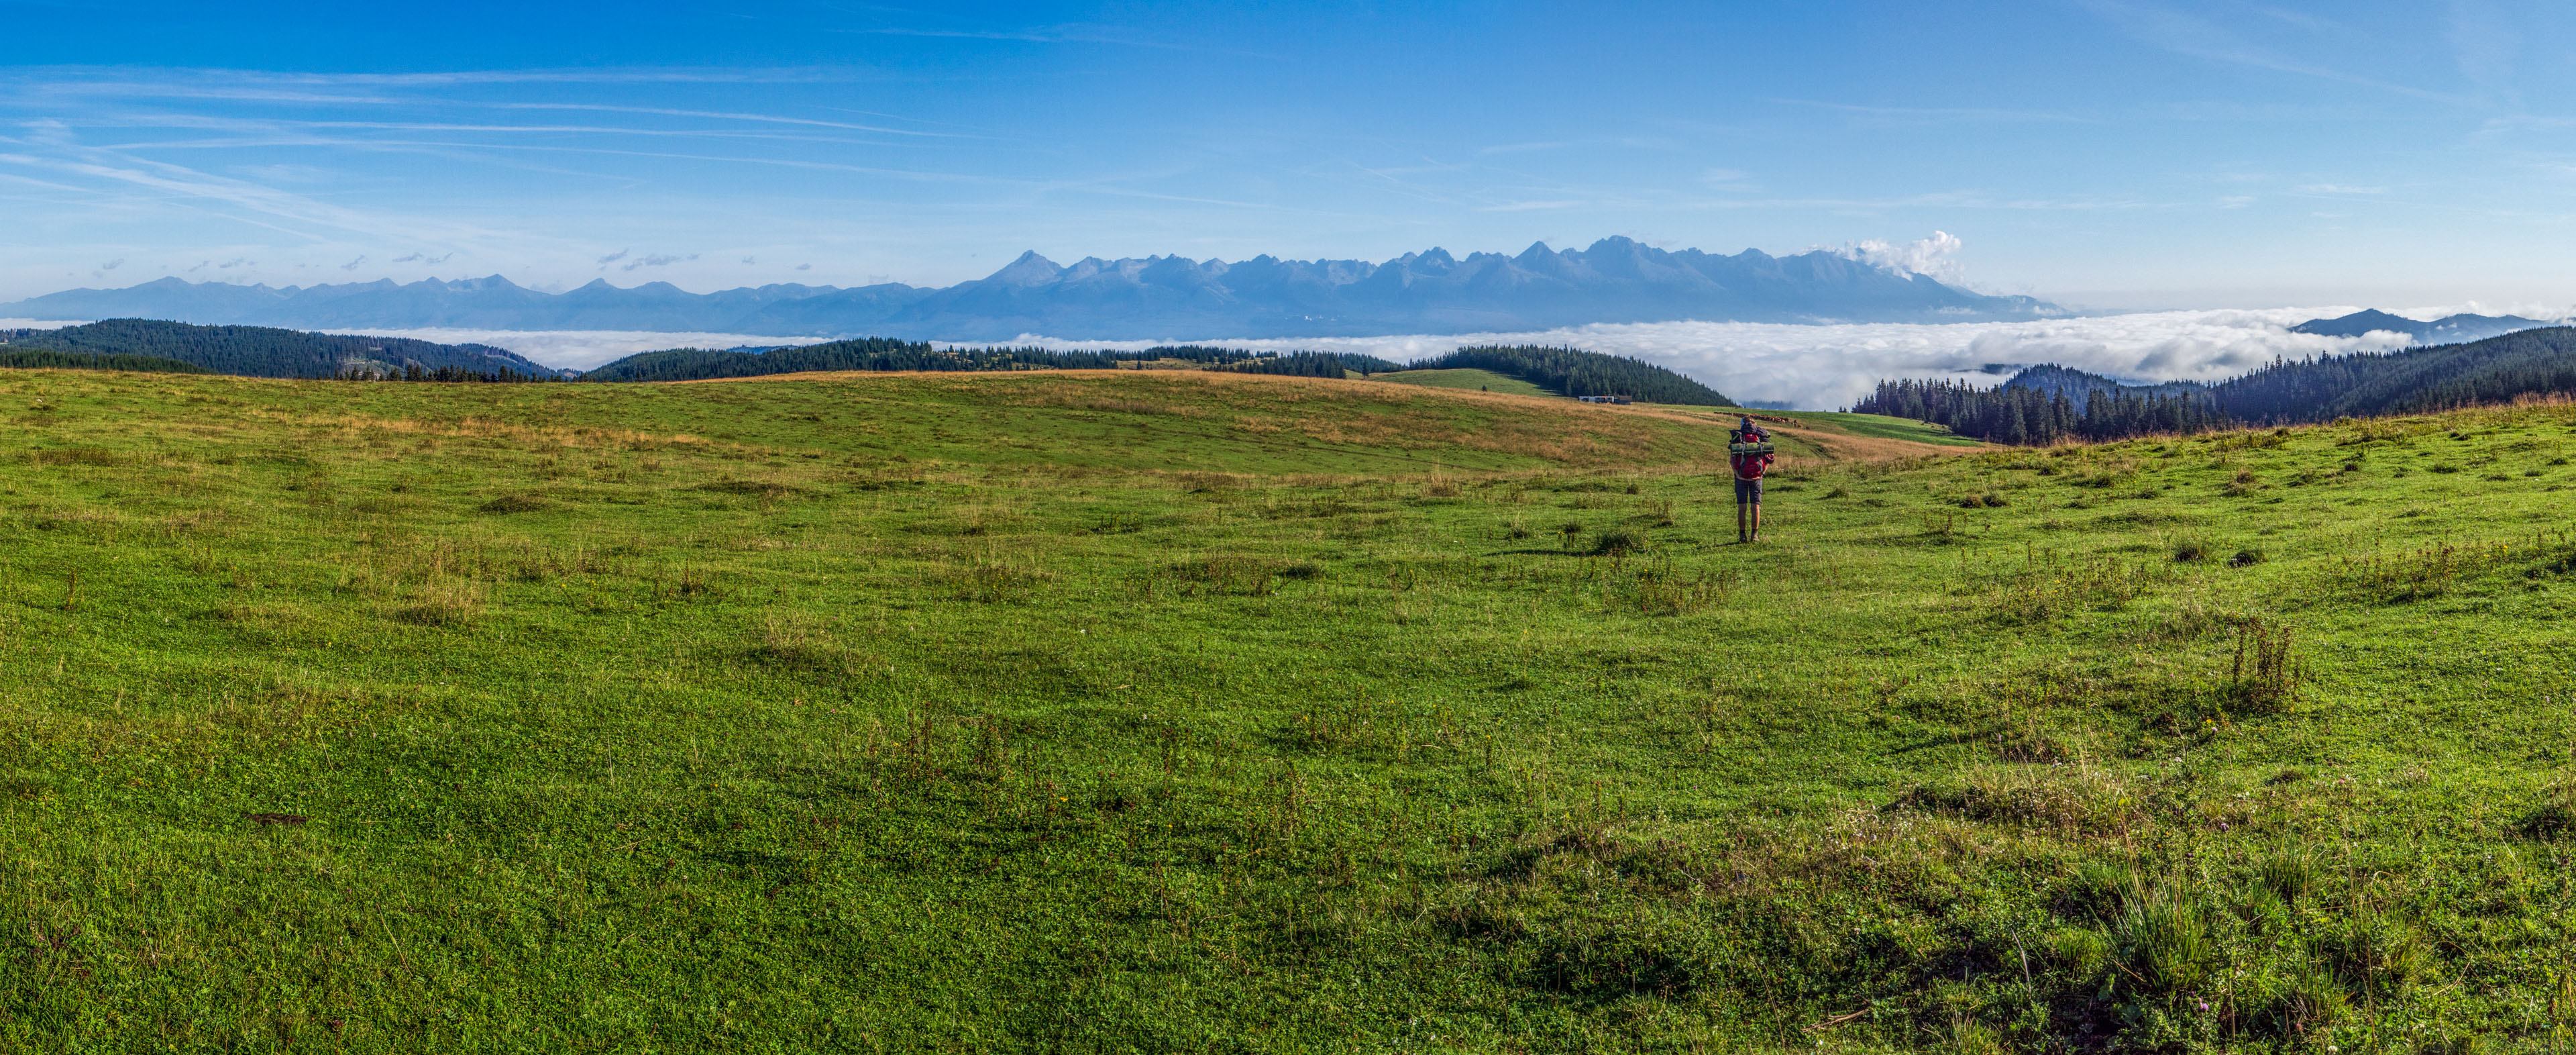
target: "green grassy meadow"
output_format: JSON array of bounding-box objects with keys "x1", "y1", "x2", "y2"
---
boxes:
[
  {"x1": 5, "y1": 366, "x2": 2576, "y2": 1053},
  {"x1": 1370, "y1": 368, "x2": 1557, "y2": 399}
]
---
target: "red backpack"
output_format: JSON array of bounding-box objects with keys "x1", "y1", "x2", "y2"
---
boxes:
[{"x1": 1728, "y1": 428, "x2": 1774, "y2": 479}]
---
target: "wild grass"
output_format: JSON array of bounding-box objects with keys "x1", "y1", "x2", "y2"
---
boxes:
[{"x1": 2, "y1": 368, "x2": 2575, "y2": 1052}]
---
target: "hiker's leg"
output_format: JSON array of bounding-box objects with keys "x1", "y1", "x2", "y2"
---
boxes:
[
  {"x1": 1750, "y1": 503, "x2": 1762, "y2": 542},
  {"x1": 1735, "y1": 499, "x2": 1748, "y2": 542}
]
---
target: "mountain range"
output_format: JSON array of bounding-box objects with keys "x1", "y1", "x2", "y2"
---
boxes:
[
  {"x1": 2289, "y1": 309, "x2": 2547, "y2": 345},
  {"x1": 0, "y1": 238, "x2": 2061, "y2": 340}
]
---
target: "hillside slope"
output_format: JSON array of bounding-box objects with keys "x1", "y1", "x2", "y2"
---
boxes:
[{"x1": 13, "y1": 368, "x2": 2572, "y2": 1051}]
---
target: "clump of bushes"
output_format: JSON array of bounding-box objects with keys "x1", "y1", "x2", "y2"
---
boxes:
[
  {"x1": 1589, "y1": 528, "x2": 1646, "y2": 556},
  {"x1": 2171, "y1": 540, "x2": 2211, "y2": 562},
  {"x1": 2229, "y1": 547, "x2": 2267, "y2": 567},
  {"x1": 1959, "y1": 491, "x2": 2008, "y2": 509}
]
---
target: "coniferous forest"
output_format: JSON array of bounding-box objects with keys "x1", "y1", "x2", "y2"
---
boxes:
[
  {"x1": 1850, "y1": 379, "x2": 2227, "y2": 445},
  {"x1": 576, "y1": 340, "x2": 1401, "y2": 383},
  {"x1": 1856, "y1": 325, "x2": 2576, "y2": 444},
  {"x1": 3, "y1": 319, "x2": 551, "y2": 379}
]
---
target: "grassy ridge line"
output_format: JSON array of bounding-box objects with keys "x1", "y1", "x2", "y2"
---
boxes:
[{"x1": 1371, "y1": 367, "x2": 1556, "y2": 398}]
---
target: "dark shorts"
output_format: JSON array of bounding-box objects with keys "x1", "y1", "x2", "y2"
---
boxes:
[{"x1": 1734, "y1": 476, "x2": 1763, "y2": 505}]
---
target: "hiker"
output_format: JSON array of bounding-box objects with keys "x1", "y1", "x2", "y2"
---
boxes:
[{"x1": 1728, "y1": 416, "x2": 1775, "y2": 543}]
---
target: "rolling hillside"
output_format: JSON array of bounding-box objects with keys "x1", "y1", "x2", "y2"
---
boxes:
[{"x1": 7, "y1": 364, "x2": 2571, "y2": 1052}]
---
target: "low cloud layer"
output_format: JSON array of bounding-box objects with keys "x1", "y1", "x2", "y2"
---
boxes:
[
  {"x1": 5, "y1": 309, "x2": 2557, "y2": 407},
  {"x1": 975, "y1": 307, "x2": 2465, "y2": 408}
]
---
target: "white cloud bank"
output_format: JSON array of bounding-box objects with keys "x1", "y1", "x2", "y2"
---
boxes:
[
  {"x1": 8, "y1": 309, "x2": 2562, "y2": 410},
  {"x1": 1839, "y1": 230, "x2": 1966, "y2": 281},
  {"x1": 975, "y1": 307, "x2": 2491, "y2": 409}
]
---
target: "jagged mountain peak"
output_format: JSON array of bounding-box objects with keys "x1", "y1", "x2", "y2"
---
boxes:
[{"x1": 3, "y1": 237, "x2": 2061, "y2": 340}]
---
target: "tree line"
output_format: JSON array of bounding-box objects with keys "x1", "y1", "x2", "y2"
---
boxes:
[
  {"x1": 1851, "y1": 379, "x2": 2226, "y2": 444},
  {"x1": 1855, "y1": 326, "x2": 2576, "y2": 444},
  {"x1": 577, "y1": 340, "x2": 1401, "y2": 383},
  {"x1": 1, "y1": 319, "x2": 552, "y2": 379}
]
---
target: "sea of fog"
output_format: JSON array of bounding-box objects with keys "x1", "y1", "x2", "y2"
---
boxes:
[{"x1": 7, "y1": 307, "x2": 2556, "y2": 410}]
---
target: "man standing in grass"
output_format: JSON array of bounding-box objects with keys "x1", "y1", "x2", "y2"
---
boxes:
[{"x1": 1729, "y1": 416, "x2": 1775, "y2": 543}]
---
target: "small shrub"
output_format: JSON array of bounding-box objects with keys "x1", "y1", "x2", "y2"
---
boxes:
[
  {"x1": 479, "y1": 494, "x2": 551, "y2": 513},
  {"x1": 393, "y1": 580, "x2": 487, "y2": 625},
  {"x1": 1503, "y1": 520, "x2": 1533, "y2": 540},
  {"x1": 2171, "y1": 540, "x2": 2210, "y2": 562},
  {"x1": 2044, "y1": 926, "x2": 2111, "y2": 978},
  {"x1": 2514, "y1": 781, "x2": 2576, "y2": 839},
  {"x1": 2277, "y1": 961, "x2": 2351, "y2": 1034},
  {"x1": 1823, "y1": 485, "x2": 1850, "y2": 499},
  {"x1": 2228, "y1": 547, "x2": 2266, "y2": 567},
  {"x1": 2060, "y1": 860, "x2": 2134, "y2": 921},
  {"x1": 2254, "y1": 847, "x2": 2324, "y2": 904},
  {"x1": 2117, "y1": 886, "x2": 2214, "y2": 993},
  {"x1": 1589, "y1": 528, "x2": 1645, "y2": 556},
  {"x1": 2309, "y1": 914, "x2": 2427, "y2": 999},
  {"x1": 2430, "y1": 463, "x2": 2462, "y2": 474},
  {"x1": 2228, "y1": 618, "x2": 2302, "y2": 711}
]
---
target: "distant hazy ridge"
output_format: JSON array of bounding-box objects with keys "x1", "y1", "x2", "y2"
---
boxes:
[{"x1": 1, "y1": 238, "x2": 2058, "y2": 340}]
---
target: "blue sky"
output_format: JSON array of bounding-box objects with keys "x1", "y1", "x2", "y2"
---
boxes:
[{"x1": 4, "y1": 0, "x2": 2571, "y2": 309}]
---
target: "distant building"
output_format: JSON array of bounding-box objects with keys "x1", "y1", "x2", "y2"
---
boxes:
[{"x1": 1574, "y1": 395, "x2": 1632, "y2": 405}]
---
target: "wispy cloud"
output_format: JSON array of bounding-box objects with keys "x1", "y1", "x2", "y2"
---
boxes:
[{"x1": 2076, "y1": 0, "x2": 2475, "y2": 105}]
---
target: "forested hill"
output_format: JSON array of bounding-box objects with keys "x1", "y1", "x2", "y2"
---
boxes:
[
  {"x1": 1407, "y1": 346, "x2": 1733, "y2": 406},
  {"x1": 1855, "y1": 325, "x2": 2576, "y2": 444},
  {"x1": 582, "y1": 337, "x2": 1732, "y2": 405},
  {"x1": 2201, "y1": 325, "x2": 2576, "y2": 420},
  {"x1": 579, "y1": 340, "x2": 1399, "y2": 383},
  {"x1": 0, "y1": 342, "x2": 211, "y2": 375},
  {"x1": 0, "y1": 319, "x2": 554, "y2": 379}
]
